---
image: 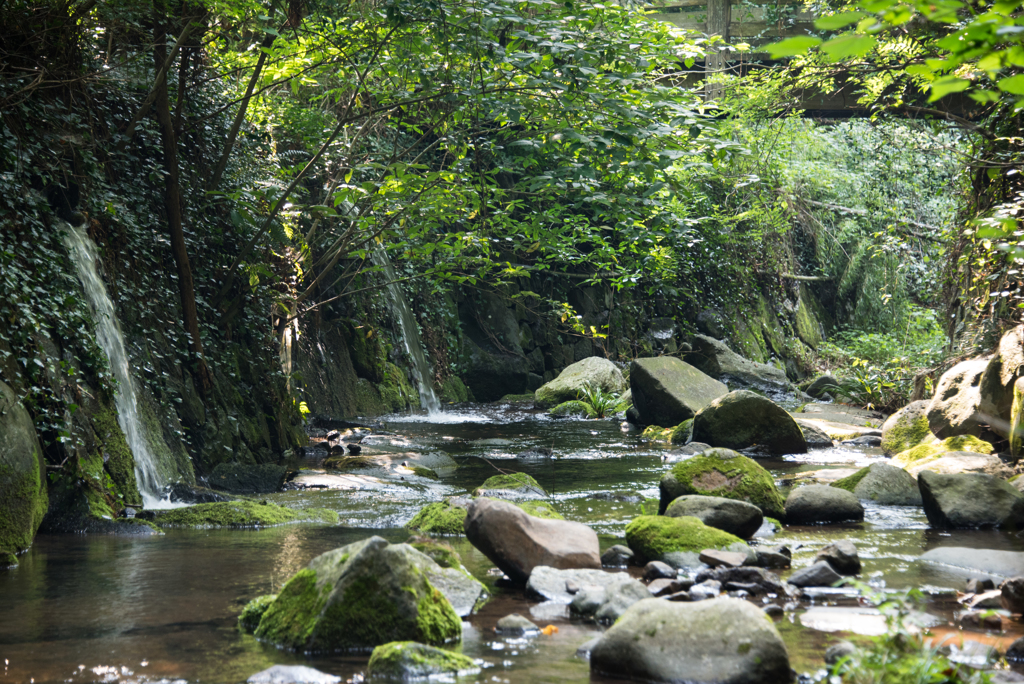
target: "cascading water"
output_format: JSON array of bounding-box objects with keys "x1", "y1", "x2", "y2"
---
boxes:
[
  {"x1": 371, "y1": 245, "x2": 442, "y2": 415},
  {"x1": 63, "y1": 222, "x2": 172, "y2": 508}
]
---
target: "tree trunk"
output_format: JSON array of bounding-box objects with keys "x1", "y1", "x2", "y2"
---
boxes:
[{"x1": 153, "y1": 8, "x2": 213, "y2": 394}]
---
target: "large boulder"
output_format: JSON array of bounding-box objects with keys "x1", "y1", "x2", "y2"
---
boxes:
[
  {"x1": 458, "y1": 293, "x2": 529, "y2": 401},
  {"x1": 629, "y1": 357, "x2": 727, "y2": 427},
  {"x1": 590, "y1": 598, "x2": 791, "y2": 684},
  {"x1": 253, "y1": 536, "x2": 463, "y2": 651},
  {"x1": 659, "y1": 448, "x2": 786, "y2": 519},
  {"x1": 831, "y1": 462, "x2": 922, "y2": 506},
  {"x1": 692, "y1": 390, "x2": 807, "y2": 455},
  {"x1": 0, "y1": 380, "x2": 48, "y2": 566},
  {"x1": 892, "y1": 434, "x2": 994, "y2": 469},
  {"x1": 687, "y1": 335, "x2": 794, "y2": 400},
  {"x1": 534, "y1": 357, "x2": 625, "y2": 408},
  {"x1": 880, "y1": 401, "x2": 934, "y2": 455},
  {"x1": 784, "y1": 485, "x2": 864, "y2": 524},
  {"x1": 905, "y1": 452, "x2": 1013, "y2": 479},
  {"x1": 463, "y1": 498, "x2": 600, "y2": 584},
  {"x1": 664, "y1": 495, "x2": 764, "y2": 540},
  {"x1": 978, "y1": 325, "x2": 1024, "y2": 438},
  {"x1": 918, "y1": 471, "x2": 1024, "y2": 529},
  {"x1": 624, "y1": 515, "x2": 746, "y2": 568},
  {"x1": 927, "y1": 358, "x2": 996, "y2": 440}
]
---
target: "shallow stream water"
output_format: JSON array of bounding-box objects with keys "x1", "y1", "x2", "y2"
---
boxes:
[{"x1": 2, "y1": 403, "x2": 1022, "y2": 683}]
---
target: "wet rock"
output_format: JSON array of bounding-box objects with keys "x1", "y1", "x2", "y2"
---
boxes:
[
  {"x1": 689, "y1": 580, "x2": 721, "y2": 601},
  {"x1": 1001, "y1": 576, "x2": 1024, "y2": 613},
  {"x1": 659, "y1": 448, "x2": 786, "y2": 519},
  {"x1": 919, "y1": 547, "x2": 1024, "y2": 580},
  {"x1": 570, "y1": 575, "x2": 650, "y2": 623},
  {"x1": 825, "y1": 641, "x2": 858, "y2": 666},
  {"x1": 881, "y1": 401, "x2": 934, "y2": 455},
  {"x1": 968, "y1": 589, "x2": 1004, "y2": 609},
  {"x1": 843, "y1": 435, "x2": 882, "y2": 447},
  {"x1": 166, "y1": 483, "x2": 231, "y2": 504},
  {"x1": 465, "y1": 498, "x2": 600, "y2": 584},
  {"x1": 918, "y1": 471, "x2": 1024, "y2": 529},
  {"x1": 254, "y1": 536, "x2": 462, "y2": 651},
  {"x1": 831, "y1": 462, "x2": 922, "y2": 506},
  {"x1": 927, "y1": 357, "x2": 997, "y2": 440},
  {"x1": 699, "y1": 549, "x2": 747, "y2": 568},
  {"x1": 967, "y1": 577, "x2": 996, "y2": 593},
  {"x1": 629, "y1": 357, "x2": 728, "y2": 427},
  {"x1": 815, "y1": 540, "x2": 861, "y2": 576},
  {"x1": 576, "y1": 636, "x2": 601, "y2": 658},
  {"x1": 625, "y1": 515, "x2": 746, "y2": 568},
  {"x1": 1007, "y1": 637, "x2": 1024, "y2": 661},
  {"x1": 692, "y1": 390, "x2": 807, "y2": 455},
  {"x1": 154, "y1": 501, "x2": 338, "y2": 528},
  {"x1": 796, "y1": 420, "x2": 834, "y2": 449},
  {"x1": 495, "y1": 613, "x2": 539, "y2": 635},
  {"x1": 0, "y1": 380, "x2": 48, "y2": 565},
  {"x1": 788, "y1": 560, "x2": 842, "y2": 588},
  {"x1": 959, "y1": 611, "x2": 1003, "y2": 630},
  {"x1": 473, "y1": 472, "x2": 547, "y2": 500},
  {"x1": 764, "y1": 604, "x2": 785, "y2": 617},
  {"x1": 534, "y1": 357, "x2": 626, "y2": 408},
  {"x1": 664, "y1": 495, "x2": 764, "y2": 540},
  {"x1": 784, "y1": 485, "x2": 864, "y2": 524},
  {"x1": 589, "y1": 491, "x2": 642, "y2": 503},
  {"x1": 804, "y1": 375, "x2": 841, "y2": 400},
  {"x1": 906, "y1": 452, "x2": 1012, "y2": 479},
  {"x1": 643, "y1": 560, "x2": 676, "y2": 581},
  {"x1": 366, "y1": 641, "x2": 479, "y2": 679},
  {"x1": 517, "y1": 447, "x2": 553, "y2": 459},
  {"x1": 648, "y1": 578, "x2": 692, "y2": 596},
  {"x1": 756, "y1": 549, "x2": 791, "y2": 569},
  {"x1": 346, "y1": 444, "x2": 361, "y2": 455},
  {"x1": 208, "y1": 462, "x2": 288, "y2": 494},
  {"x1": 247, "y1": 665, "x2": 340, "y2": 684},
  {"x1": 526, "y1": 566, "x2": 629, "y2": 603},
  {"x1": 694, "y1": 566, "x2": 790, "y2": 596},
  {"x1": 601, "y1": 544, "x2": 634, "y2": 568},
  {"x1": 590, "y1": 597, "x2": 791, "y2": 684}
]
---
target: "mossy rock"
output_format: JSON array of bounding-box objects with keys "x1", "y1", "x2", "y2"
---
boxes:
[
  {"x1": 669, "y1": 419, "x2": 693, "y2": 445},
  {"x1": 549, "y1": 400, "x2": 596, "y2": 418},
  {"x1": 239, "y1": 594, "x2": 277, "y2": 632},
  {"x1": 153, "y1": 501, "x2": 339, "y2": 528},
  {"x1": 474, "y1": 472, "x2": 546, "y2": 499},
  {"x1": 498, "y1": 393, "x2": 536, "y2": 403},
  {"x1": 379, "y1": 362, "x2": 420, "y2": 413},
  {"x1": 406, "y1": 500, "x2": 468, "y2": 536},
  {"x1": 642, "y1": 425, "x2": 674, "y2": 443},
  {"x1": 254, "y1": 536, "x2": 463, "y2": 651},
  {"x1": 408, "y1": 537, "x2": 463, "y2": 570},
  {"x1": 691, "y1": 390, "x2": 807, "y2": 455},
  {"x1": 831, "y1": 468, "x2": 869, "y2": 494},
  {"x1": 0, "y1": 379, "x2": 49, "y2": 558},
  {"x1": 411, "y1": 466, "x2": 439, "y2": 480},
  {"x1": 624, "y1": 515, "x2": 744, "y2": 565},
  {"x1": 439, "y1": 376, "x2": 470, "y2": 404},
  {"x1": 892, "y1": 434, "x2": 994, "y2": 468},
  {"x1": 515, "y1": 500, "x2": 563, "y2": 520},
  {"x1": 880, "y1": 401, "x2": 934, "y2": 456},
  {"x1": 367, "y1": 641, "x2": 479, "y2": 679},
  {"x1": 831, "y1": 462, "x2": 922, "y2": 506},
  {"x1": 324, "y1": 455, "x2": 375, "y2": 471},
  {"x1": 659, "y1": 448, "x2": 786, "y2": 519}
]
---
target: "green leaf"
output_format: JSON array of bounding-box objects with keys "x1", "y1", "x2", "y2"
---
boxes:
[
  {"x1": 814, "y1": 12, "x2": 866, "y2": 30},
  {"x1": 927, "y1": 76, "x2": 970, "y2": 101},
  {"x1": 998, "y1": 73, "x2": 1024, "y2": 94},
  {"x1": 821, "y1": 34, "x2": 877, "y2": 60},
  {"x1": 763, "y1": 36, "x2": 822, "y2": 58}
]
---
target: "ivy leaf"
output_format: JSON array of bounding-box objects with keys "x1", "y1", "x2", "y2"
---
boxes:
[
  {"x1": 821, "y1": 34, "x2": 877, "y2": 60},
  {"x1": 763, "y1": 36, "x2": 822, "y2": 58}
]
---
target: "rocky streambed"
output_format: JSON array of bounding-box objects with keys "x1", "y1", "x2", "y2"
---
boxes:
[{"x1": 1, "y1": 401, "x2": 1023, "y2": 684}]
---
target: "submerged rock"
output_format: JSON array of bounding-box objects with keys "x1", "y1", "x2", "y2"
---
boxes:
[
  {"x1": 831, "y1": 462, "x2": 922, "y2": 506},
  {"x1": 663, "y1": 495, "x2": 764, "y2": 540},
  {"x1": 659, "y1": 449, "x2": 786, "y2": 519},
  {"x1": 624, "y1": 515, "x2": 745, "y2": 568},
  {"x1": 0, "y1": 379, "x2": 48, "y2": 565},
  {"x1": 1001, "y1": 576, "x2": 1024, "y2": 613},
  {"x1": 918, "y1": 471, "x2": 1024, "y2": 529},
  {"x1": 495, "y1": 613, "x2": 539, "y2": 636},
  {"x1": 918, "y1": 547, "x2": 1024, "y2": 580},
  {"x1": 366, "y1": 641, "x2": 479, "y2": 679},
  {"x1": 880, "y1": 401, "x2": 933, "y2": 455},
  {"x1": 534, "y1": 357, "x2": 626, "y2": 408},
  {"x1": 590, "y1": 597, "x2": 791, "y2": 684},
  {"x1": 628, "y1": 357, "x2": 728, "y2": 427},
  {"x1": 784, "y1": 485, "x2": 864, "y2": 525},
  {"x1": 464, "y1": 498, "x2": 600, "y2": 584},
  {"x1": 692, "y1": 390, "x2": 807, "y2": 455},
  {"x1": 154, "y1": 501, "x2": 338, "y2": 528},
  {"x1": 253, "y1": 536, "x2": 463, "y2": 651}
]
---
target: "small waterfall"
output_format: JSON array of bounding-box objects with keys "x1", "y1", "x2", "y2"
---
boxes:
[
  {"x1": 371, "y1": 245, "x2": 442, "y2": 415},
  {"x1": 63, "y1": 222, "x2": 170, "y2": 508}
]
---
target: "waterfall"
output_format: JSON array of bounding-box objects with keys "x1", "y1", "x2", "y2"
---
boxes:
[
  {"x1": 63, "y1": 222, "x2": 171, "y2": 508},
  {"x1": 371, "y1": 245, "x2": 442, "y2": 415}
]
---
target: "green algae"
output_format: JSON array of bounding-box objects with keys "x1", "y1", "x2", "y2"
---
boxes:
[
  {"x1": 238, "y1": 594, "x2": 277, "y2": 632},
  {"x1": 154, "y1": 501, "x2": 339, "y2": 528},
  {"x1": 880, "y1": 414, "x2": 932, "y2": 456},
  {"x1": 515, "y1": 500, "x2": 564, "y2": 520},
  {"x1": 625, "y1": 515, "x2": 744, "y2": 564},
  {"x1": 476, "y1": 472, "x2": 546, "y2": 496},
  {"x1": 408, "y1": 537, "x2": 463, "y2": 569},
  {"x1": 670, "y1": 419, "x2": 693, "y2": 445},
  {"x1": 411, "y1": 466, "x2": 439, "y2": 480},
  {"x1": 548, "y1": 400, "x2": 596, "y2": 418}
]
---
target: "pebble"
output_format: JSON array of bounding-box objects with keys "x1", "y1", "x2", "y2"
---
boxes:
[{"x1": 643, "y1": 560, "x2": 676, "y2": 580}]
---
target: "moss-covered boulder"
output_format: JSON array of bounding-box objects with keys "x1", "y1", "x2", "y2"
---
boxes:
[
  {"x1": 0, "y1": 380, "x2": 48, "y2": 565},
  {"x1": 831, "y1": 462, "x2": 922, "y2": 506},
  {"x1": 516, "y1": 500, "x2": 563, "y2": 520},
  {"x1": 692, "y1": 390, "x2": 807, "y2": 455},
  {"x1": 548, "y1": 400, "x2": 596, "y2": 418},
  {"x1": 254, "y1": 536, "x2": 463, "y2": 651},
  {"x1": 473, "y1": 472, "x2": 546, "y2": 500},
  {"x1": 880, "y1": 401, "x2": 934, "y2": 456},
  {"x1": 534, "y1": 357, "x2": 626, "y2": 409},
  {"x1": 367, "y1": 641, "x2": 479, "y2": 680},
  {"x1": 891, "y1": 434, "x2": 994, "y2": 468},
  {"x1": 239, "y1": 594, "x2": 277, "y2": 631},
  {"x1": 659, "y1": 448, "x2": 786, "y2": 519},
  {"x1": 153, "y1": 501, "x2": 338, "y2": 528},
  {"x1": 629, "y1": 357, "x2": 728, "y2": 427},
  {"x1": 624, "y1": 515, "x2": 745, "y2": 566}
]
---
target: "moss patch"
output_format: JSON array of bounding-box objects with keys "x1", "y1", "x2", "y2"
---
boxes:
[
  {"x1": 549, "y1": 400, "x2": 595, "y2": 418},
  {"x1": 154, "y1": 501, "x2": 338, "y2": 528},
  {"x1": 91, "y1": 408, "x2": 142, "y2": 508},
  {"x1": 254, "y1": 569, "x2": 327, "y2": 647},
  {"x1": 832, "y1": 467, "x2": 870, "y2": 493},
  {"x1": 516, "y1": 500, "x2": 564, "y2": 520},
  {"x1": 892, "y1": 434, "x2": 994, "y2": 467},
  {"x1": 324, "y1": 455, "x2": 375, "y2": 470},
  {"x1": 439, "y1": 376, "x2": 469, "y2": 404},
  {"x1": 406, "y1": 501, "x2": 468, "y2": 536},
  {"x1": 408, "y1": 537, "x2": 462, "y2": 569},
  {"x1": 379, "y1": 362, "x2": 419, "y2": 413},
  {"x1": 625, "y1": 515, "x2": 744, "y2": 564},
  {"x1": 238, "y1": 594, "x2": 277, "y2": 632},
  {"x1": 669, "y1": 419, "x2": 693, "y2": 445},
  {"x1": 881, "y1": 414, "x2": 932, "y2": 456},
  {"x1": 367, "y1": 641, "x2": 478, "y2": 679},
  {"x1": 476, "y1": 473, "x2": 546, "y2": 496},
  {"x1": 660, "y1": 449, "x2": 786, "y2": 519},
  {"x1": 412, "y1": 466, "x2": 439, "y2": 480},
  {"x1": 498, "y1": 393, "x2": 535, "y2": 403},
  {"x1": 642, "y1": 425, "x2": 673, "y2": 443}
]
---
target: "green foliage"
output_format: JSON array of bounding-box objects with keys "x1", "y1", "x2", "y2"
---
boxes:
[{"x1": 576, "y1": 382, "x2": 629, "y2": 419}]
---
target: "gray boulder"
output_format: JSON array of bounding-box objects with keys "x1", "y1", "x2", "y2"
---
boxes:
[
  {"x1": 978, "y1": 325, "x2": 1024, "y2": 438},
  {"x1": 570, "y1": 575, "x2": 650, "y2": 623},
  {"x1": 815, "y1": 540, "x2": 861, "y2": 576},
  {"x1": 692, "y1": 390, "x2": 808, "y2": 455},
  {"x1": 458, "y1": 293, "x2": 529, "y2": 401},
  {"x1": 590, "y1": 598, "x2": 792, "y2": 684},
  {"x1": 927, "y1": 358, "x2": 995, "y2": 440},
  {"x1": 464, "y1": 498, "x2": 600, "y2": 584},
  {"x1": 804, "y1": 375, "x2": 841, "y2": 399},
  {"x1": 880, "y1": 401, "x2": 933, "y2": 455},
  {"x1": 788, "y1": 560, "x2": 843, "y2": 587},
  {"x1": 534, "y1": 357, "x2": 625, "y2": 408},
  {"x1": 918, "y1": 547, "x2": 1024, "y2": 580},
  {"x1": 526, "y1": 566, "x2": 631, "y2": 603},
  {"x1": 0, "y1": 380, "x2": 47, "y2": 566},
  {"x1": 797, "y1": 420, "x2": 834, "y2": 449},
  {"x1": 643, "y1": 560, "x2": 676, "y2": 580},
  {"x1": 918, "y1": 471, "x2": 1024, "y2": 529},
  {"x1": 495, "y1": 613, "x2": 539, "y2": 635},
  {"x1": 687, "y1": 335, "x2": 794, "y2": 402},
  {"x1": 629, "y1": 357, "x2": 727, "y2": 427},
  {"x1": 784, "y1": 485, "x2": 864, "y2": 524},
  {"x1": 664, "y1": 495, "x2": 764, "y2": 540},
  {"x1": 832, "y1": 462, "x2": 923, "y2": 506}
]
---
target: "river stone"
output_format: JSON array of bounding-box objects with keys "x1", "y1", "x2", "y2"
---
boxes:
[
  {"x1": 687, "y1": 335, "x2": 794, "y2": 401},
  {"x1": 797, "y1": 420, "x2": 834, "y2": 449},
  {"x1": 590, "y1": 597, "x2": 791, "y2": 684},
  {"x1": 694, "y1": 566, "x2": 790, "y2": 596},
  {"x1": 570, "y1": 574, "x2": 650, "y2": 624},
  {"x1": 785, "y1": 485, "x2": 864, "y2": 524},
  {"x1": 366, "y1": 641, "x2": 479, "y2": 679},
  {"x1": 534, "y1": 357, "x2": 626, "y2": 408},
  {"x1": 495, "y1": 613, "x2": 539, "y2": 635},
  {"x1": 464, "y1": 498, "x2": 600, "y2": 584},
  {"x1": 254, "y1": 536, "x2": 462, "y2": 651},
  {"x1": 788, "y1": 560, "x2": 843, "y2": 587},
  {"x1": 1008, "y1": 637, "x2": 1024, "y2": 661},
  {"x1": 473, "y1": 472, "x2": 547, "y2": 500},
  {"x1": 600, "y1": 544, "x2": 634, "y2": 567},
  {"x1": 526, "y1": 566, "x2": 630, "y2": 603},
  {"x1": 815, "y1": 540, "x2": 861, "y2": 576},
  {"x1": 832, "y1": 462, "x2": 922, "y2": 506},
  {"x1": 927, "y1": 357, "x2": 996, "y2": 440},
  {"x1": 247, "y1": 666, "x2": 340, "y2": 684},
  {"x1": 918, "y1": 547, "x2": 1024, "y2": 580},
  {"x1": 881, "y1": 401, "x2": 934, "y2": 455},
  {"x1": 643, "y1": 560, "x2": 676, "y2": 580},
  {"x1": 692, "y1": 390, "x2": 807, "y2": 455},
  {"x1": 209, "y1": 462, "x2": 288, "y2": 494},
  {"x1": 624, "y1": 515, "x2": 746, "y2": 568},
  {"x1": 978, "y1": 325, "x2": 1024, "y2": 438},
  {"x1": 906, "y1": 452, "x2": 1013, "y2": 479},
  {"x1": 804, "y1": 375, "x2": 841, "y2": 399},
  {"x1": 664, "y1": 495, "x2": 764, "y2": 540},
  {"x1": 659, "y1": 448, "x2": 786, "y2": 519},
  {"x1": 629, "y1": 357, "x2": 727, "y2": 427},
  {"x1": 0, "y1": 380, "x2": 48, "y2": 565},
  {"x1": 1001, "y1": 577, "x2": 1024, "y2": 613},
  {"x1": 918, "y1": 471, "x2": 1024, "y2": 529}
]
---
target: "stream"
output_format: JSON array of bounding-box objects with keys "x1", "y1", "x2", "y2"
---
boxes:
[{"x1": 2, "y1": 402, "x2": 1023, "y2": 684}]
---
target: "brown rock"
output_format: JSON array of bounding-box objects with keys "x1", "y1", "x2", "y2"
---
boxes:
[
  {"x1": 463, "y1": 498, "x2": 600, "y2": 584},
  {"x1": 699, "y1": 549, "x2": 747, "y2": 568}
]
